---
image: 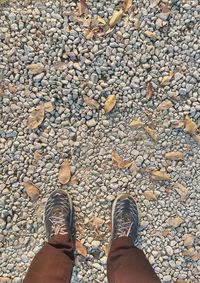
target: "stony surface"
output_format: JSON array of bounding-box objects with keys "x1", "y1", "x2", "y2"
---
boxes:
[{"x1": 0, "y1": 0, "x2": 200, "y2": 282}]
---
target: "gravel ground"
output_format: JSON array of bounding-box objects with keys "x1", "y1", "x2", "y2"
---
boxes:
[{"x1": 0, "y1": 0, "x2": 200, "y2": 282}]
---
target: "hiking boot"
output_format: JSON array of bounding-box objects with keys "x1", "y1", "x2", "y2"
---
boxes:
[
  {"x1": 111, "y1": 194, "x2": 139, "y2": 244},
  {"x1": 44, "y1": 189, "x2": 73, "y2": 241}
]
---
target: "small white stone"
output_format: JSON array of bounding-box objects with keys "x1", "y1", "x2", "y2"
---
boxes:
[{"x1": 165, "y1": 246, "x2": 173, "y2": 256}]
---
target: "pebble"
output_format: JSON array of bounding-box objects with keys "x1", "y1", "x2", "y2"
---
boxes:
[{"x1": 165, "y1": 246, "x2": 173, "y2": 256}]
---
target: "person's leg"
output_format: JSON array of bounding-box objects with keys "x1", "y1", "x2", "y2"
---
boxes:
[
  {"x1": 23, "y1": 234, "x2": 74, "y2": 283},
  {"x1": 107, "y1": 237, "x2": 160, "y2": 283},
  {"x1": 23, "y1": 190, "x2": 75, "y2": 283},
  {"x1": 107, "y1": 194, "x2": 161, "y2": 283}
]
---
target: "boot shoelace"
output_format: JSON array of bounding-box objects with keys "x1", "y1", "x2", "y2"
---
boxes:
[
  {"x1": 49, "y1": 213, "x2": 68, "y2": 237},
  {"x1": 117, "y1": 221, "x2": 133, "y2": 237}
]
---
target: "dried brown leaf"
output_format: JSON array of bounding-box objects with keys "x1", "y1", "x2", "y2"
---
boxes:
[
  {"x1": 171, "y1": 121, "x2": 184, "y2": 129},
  {"x1": 0, "y1": 86, "x2": 4, "y2": 97},
  {"x1": 165, "y1": 151, "x2": 184, "y2": 160},
  {"x1": 44, "y1": 101, "x2": 54, "y2": 113},
  {"x1": 167, "y1": 216, "x2": 183, "y2": 227},
  {"x1": 58, "y1": 160, "x2": 71, "y2": 184},
  {"x1": 76, "y1": 240, "x2": 87, "y2": 256},
  {"x1": 27, "y1": 105, "x2": 45, "y2": 129},
  {"x1": 151, "y1": 170, "x2": 170, "y2": 181},
  {"x1": 104, "y1": 94, "x2": 116, "y2": 113},
  {"x1": 97, "y1": 16, "x2": 106, "y2": 26},
  {"x1": 176, "y1": 280, "x2": 189, "y2": 283},
  {"x1": 146, "y1": 82, "x2": 154, "y2": 100},
  {"x1": 77, "y1": 0, "x2": 88, "y2": 16},
  {"x1": 145, "y1": 127, "x2": 158, "y2": 141},
  {"x1": 103, "y1": 244, "x2": 109, "y2": 256},
  {"x1": 83, "y1": 95, "x2": 100, "y2": 109},
  {"x1": 191, "y1": 252, "x2": 200, "y2": 261},
  {"x1": 133, "y1": 17, "x2": 140, "y2": 29},
  {"x1": 130, "y1": 119, "x2": 145, "y2": 128},
  {"x1": 150, "y1": 0, "x2": 160, "y2": 8},
  {"x1": 32, "y1": 151, "x2": 41, "y2": 166},
  {"x1": 144, "y1": 30, "x2": 156, "y2": 39},
  {"x1": 8, "y1": 83, "x2": 17, "y2": 94},
  {"x1": 162, "y1": 229, "x2": 171, "y2": 237},
  {"x1": 27, "y1": 63, "x2": 44, "y2": 75},
  {"x1": 112, "y1": 150, "x2": 133, "y2": 169},
  {"x1": 122, "y1": 0, "x2": 132, "y2": 12},
  {"x1": 158, "y1": 100, "x2": 173, "y2": 110},
  {"x1": 184, "y1": 115, "x2": 198, "y2": 135},
  {"x1": 24, "y1": 182, "x2": 39, "y2": 200},
  {"x1": 174, "y1": 183, "x2": 188, "y2": 200},
  {"x1": 109, "y1": 9, "x2": 123, "y2": 28},
  {"x1": 83, "y1": 28, "x2": 95, "y2": 39},
  {"x1": 129, "y1": 161, "x2": 139, "y2": 177},
  {"x1": 160, "y1": 70, "x2": 174, "y2": 86},
  {"x1": 193, "y1": 134, "x2": 200, "y2": 144},
  {"x1": 53, "y1": 61, "x2": 68, "y2": 71},
  {"x1": 144, "y1": 190, "x2": 157, "y2": 200},
  {"x1": 76, "y1": 222, "x2": 85, "y2": 235},
  {"x1": 92, "y1": 217, "x2": 104, "y2": 231},
  {"x1": 183, "y1": 235, "x2": 194, "y2": 247}
]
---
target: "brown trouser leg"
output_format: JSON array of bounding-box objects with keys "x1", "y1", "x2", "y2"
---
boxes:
[
  {"x1": 107, "y1": 236, "x2": 161, "y2": 283},
  {"x1": 23, "y1": 234, "x2": 74, "y2": 283}
]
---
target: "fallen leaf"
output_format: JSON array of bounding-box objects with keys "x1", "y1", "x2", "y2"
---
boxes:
[
  {"x1": 176, "y1": 280, "x2": 189, "y2": 283},
  {"x1": 124, "y1": 16, "x2": 130, "y2": 27},
  {"x1": 150, "y1": 0, "x2": 160, "y2": 8},
  {"x1": 145, "y1": 127, "x2": 158, "y2": 141},
  {"x1": 144, "y1": 30, "x2": 156, "y2": 39},
  {"x1": 58, "y1": 160, "x2": 71, "y2": 184},
  {"x1": 0, "y1": 86, "x2": 3, "y2": 97},
  {"x1": 76, "y1": 240, "x2": 87, "y2": 256},
  {"x1": 103, "y1": 244, "x2": 109, "y2": 256},
  {"x1": 83, "y1": 28, "x2": 95, "y2": 39},
  {"x1": 174, "y1": 183, "x2": 188, "y2": 200},
  {"x1": 184, "y1": 115, "x2": 198, "y2": 135},
  {"x1": 151, "y1": 170, "x2": 170, "y2": 181},
  {"x1": 44, "y1": 101, "x2": 54, "y2": 112},
  {"x1": 165, "y1": 151, "x2": 184, "y2": 160},
  {"x1": 106, "y1": 220, "x2": 112, "y2": 232},
  {"x1": 27, "y1": 63, "x2": 44, "y2": 75},
  {"x1": 112, "y1": 150, "x2": 133, "y2": 169},
  {"x1": 104, "y1": 94, "x2": 116, "y2": 113},
  {"x1": 133, "y1": 17, "x2": 140, "y2": 29},
  {"x1": 76, "y1": 222, "x2": 85, "y2": 235},
  {"x1": 8, "y1": 83, "x2": 17, "y2": 93},
  {"x1": 130, "y1": 119, "x2": 145, "y2": 128},
  {"x1": 109, "y1": 9, "x2": 123, "y2": 28},
  {"x1": 162, "y1": 229, "x2": 171, "y2": 237},
  {"x1": 53, "y1": 61, "x2": 68, "y2": 71},
  {"x1": 158, "y1": 100, "x2": 173, "y2": 110},
  {"x1": 192, "y1": 252, "x2": 200, "y2": 261},
  {"x1": 193, "y1": 134, "x2": 200, "y2": 144},
  {"x1": 183, "y1": 235, "x2": 194, "y2": 247},
  {"x1": 27, "y1": 105, "x2": 45, "y2": 129},
  {"x1": 77, "y1": 0, "x2": 88, "y2": 16},
  {"x1": 144, "y1": 190, "x2": 157, "y2": 200},
  {"x1": 146, "y1": 82, "x2": 154, "y2": 100},
  {"x1": 23, "y1": 182, "x2": 39, "y2": 200},
  {"x1": 171, "y1": 121, "x2": 184, "y2": 129},
  {"x1": 92, "y1": 217, "x2": 104, "y2": 230},
  {"x1": 129, "y1": 161, "x2": 139, "y2": 177},
  {"x1": 97, "y1": 16, "x2": 107, "y2": 26},
  {"x1": 167, "y1": 216, "x2": 183, "y2": 227},
  {"x1": 83, "y1": 95, "x2": 100, "y2": 109},
  {"x1": 32, "y1": 151, "x2": 41, "y2": 166},
  {"x1": 122, "y1": 0, "x2": 132, "y2": 12},
  {"x1": 160, "y1": 70, "x2": 174, "y2": 86},
  {"x1": 70, "y1": 176, "x2": 79, "y2": 185}
]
